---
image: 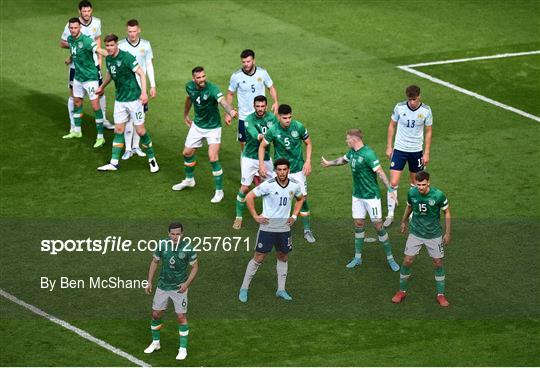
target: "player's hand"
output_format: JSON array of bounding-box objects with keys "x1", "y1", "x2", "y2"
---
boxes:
[
  {"x1": 140, "y1": 92, "x2": 149, "y2": 105},
  {"x1": 271, "y1": 102, "x2": 279, "y2": 115},
  {"x1": 150, "y1": 87, "x2": 157, "y2": 99},
  {"x1": 400, "y1": 221, "x2": 408, "y2": 233},
  {"x1": 443, "y1": 233, "x2": 451, "y2": 245},
  {"x1": 259, "y1": 164, "x2": 268, "y2": 179},
  {"x1": 224, "y1": 114, "x2": 232, "y2": 126},
  {"x1": 386, "y1": 147, "x2": 393, "y2": 159},
  {"x1": 178, "y1": 283, "x2": 188, "y2": 293},
  {"x1": 64, "y1": 57, "x2": 72, "y2": 65},
  {"x1": 184, "y1": 115, "x2": 193, "y2": 127},
  {"x1": 286, "y1": 216, "x2": 296, "y2": 226},
  {"x1": 96, "y1": 86, "x2": 104, "y2": 96},
  {"x1": 422, "y1": 153, "x2": 430, "y2": 167},
  {"x1": 388, "y1": 189, "x2": 398, "y2": 206},
  {"x1": 321, "y1": 156, "x2": 330, "y2": 168},
  {"x1": 145, "y1": 282, "x2": 152, "y2": 295},
  {"x1": 228, "y1": 109, "x2": 237, "y2": 119},
  {"x1": 254, "y1": 214, "x2": 269, "y2": 225},
  {"x1": 302, "y1": 161, "x2": 312, "y2": 176}
]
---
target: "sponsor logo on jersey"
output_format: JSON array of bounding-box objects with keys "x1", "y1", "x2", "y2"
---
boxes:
[
  {"x1": 291, "y1": 130, "x2": 299, "y2": 138},
  {"x1": 428, "y1": 199, "x2": 436, "y2": 206},
  {"x1": 274, "y1": 191, "x2": 279, "y2": 195}
]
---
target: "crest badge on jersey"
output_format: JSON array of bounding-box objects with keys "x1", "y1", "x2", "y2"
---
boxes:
[
  {"x1": 140, "y1": 49, "x2": 145, "y2": 55},
  {"x1": 418, "y1": 114, "x2": 424, "y2": 119},
  {"x1": 178, "y1": 252, "x2": 186, "y2": 260},
  {"x1": 428, "y1": 199, "x2": 436, "y2": 206},
  {"x1": 116, "y1": 61, "x2": 121, "y2": 66},
  {"x1": 257, "y1": 77, "x2": 262, "y2": 82},
  {"x1": 203, "y1": 94, "x2": 208, "y2": 100},
  {"x1": 78, "y1": 42, "x2": 83, "y2": 48},
  {"x1": 291, "y1": 131, "x2": 299, "y2": 138}
]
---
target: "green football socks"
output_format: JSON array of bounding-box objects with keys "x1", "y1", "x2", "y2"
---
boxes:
[
  {"x1": 399, "y1": 265, "x2": 411, "y2": 291},
  {"x1": 111, "y1": 133, "x2": 125, "y2": 165},
  {"x1": 150, "y1": 319, "x2": 162, "y2": 341},
  {"x1": 435, "y1": 265, "x2": 445, "y2": 294},
  {"x1": 179, "y1": 324, "x2": 189, "y2": 348},
  {"x1": 300, "y1": 200, "x2": 311, "y2": 230},
  {"x1": 184, "y1": 155, "x2": 196, "y2": 179},
  {"x1": 236, "y1": 191, "x2": 246, "y2": 218},
  {"x1": 354, "y1": 227, "x2": 365, "y2": 258},
  {"x1": 210, "y1": 161, "x2": 223, "y2": 190},
  {"x1": 140, "y1": 132, "x2": 155, "y2": 159}
]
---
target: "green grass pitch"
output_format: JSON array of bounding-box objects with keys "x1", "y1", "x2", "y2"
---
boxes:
[{"x1": 1, "y1": 0, "x2": 539, "y2": 366}]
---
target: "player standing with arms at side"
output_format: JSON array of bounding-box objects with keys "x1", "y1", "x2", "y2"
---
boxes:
[
  {"x1": 144, "y1": 222, "x2": 199, "y2": 360},
  {"x1": 225, "y1": 49, "x2": 278, "y2": 150},
  {"x1": 60, "y1": 0, "x2": 112, "y2": 133},
  {"x1": 259, "y1": 104, "x2": 316, "y2": 243},
  {"x1": 391, "y1": 171, "x2": 451, "y2": 307},
  {"x1": 321, "y1": 129, "x2": 400, "y2": 271},
  {"x1": 233, "y1": 95, "x2": 277, "y2": 230},
  {"x1": 384, "y1": 85, "x2": 433, "y2": 227},
  {"x1": 96, "y1": 34, "x2": 159, "y2": 173},
  {"x1": 118, "y1": 19, "x2": 157, "y2": 160},
  {"x1": 239, "y1": 158, "x2": 304, "y2": 302},
  {"x1": 61, "y1": 17, "x2": 107, "y2": 148},
  {"x1": 172, "y1": 66, "x2": 237, "y2": 203}
]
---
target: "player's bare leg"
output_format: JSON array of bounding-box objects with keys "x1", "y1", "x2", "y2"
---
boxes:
[
  {"x1": 208, "y1": 143, "x2": 224, "y2": 203},
  {"x1": 239, "y1": 252, "x2": 266, "y2": 302},
  {"x1": 172, "y1": 147, "x2": 197, "y2": 190},
  {"x1": 135, "y1": 124, "x2": 159, "y2": 173},
  {"x1": 392, "y1": 255, "x2": 414, "y2": 303},
  {"x1": 275, "y1": 252, "x2": 292, "y2": 300},
  {"x1": 384, "y1": 169, "x2": 402, "y2": 227},
  {"x1": 233, "y1": 184, "x2": 250, "y2": 229},
  {"x1": 144, "y1": 310, "x2": 164, "y2": 353}
]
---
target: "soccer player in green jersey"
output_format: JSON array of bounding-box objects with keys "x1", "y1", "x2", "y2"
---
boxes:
[
  {"x1": 172, "y1": 66, "x2": 237, "y2": 203},
  {"x1": 258, "y1": 104, "x2": 316, "y2": 243},
  {"x1": 61, "y1": 17, "x2": 107, "y2": 148},
  {"x1": 321, "y1": 129, "x2": 400, "y2": 271},
  {"x1": 96, "y1": 34, "x2": 159, "y2": 173},
  {"x1": 144, "y1": 222, "x2": 199, "y2": 360},
  {"x1": 233, "y1": 95, "x2": 278, "y2": 230},
  {"x1": 391, "y1": 171, "x2": 452, "y2": 307}
]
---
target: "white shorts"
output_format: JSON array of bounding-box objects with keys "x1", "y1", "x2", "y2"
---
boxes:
[
  {"x1": 404, "y1": 234, "x2": 444, "y2": 258},
  {"x1": 152, "y1": 287, "x2": 188, "y2": 314},
  {"x1": 352, "y1": 197, "x2": 382, "y2": 221},
  {"x1": 185, "y1": 123, "x2": 221, "y2": 148},
  {"x1": 289, "y1": 171, "x2": 308, "y2": 195},
  {"x1": 72, "y1": 79, "x2": 99, "y2": 100},
  {"x1": 241, "y1": 157, "x2": 274, "y2": 186},
  {"x1": 114, "y1": 100, "x2": 144, "y2": 125}
]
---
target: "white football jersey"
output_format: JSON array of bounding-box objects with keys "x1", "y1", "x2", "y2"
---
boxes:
[
  {"x1": 61, "y1": 17, "x2": 102, "y2": 69},
  {"x1": 118, "y1": 38, "x2": 153, "y2": 74},
  {"x1": 391, "y1": 101, "x2": 433, "y2": 152},
  {"x1": 228, "y1": 66, "x2": 273, "y2": 120},
  {"x1": 253, "y1": 177, "x2": 302, "y2": 232}
]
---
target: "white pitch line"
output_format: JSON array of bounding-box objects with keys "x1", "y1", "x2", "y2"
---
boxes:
[
  {"x1": 397, "y1": 65, "x2": 540, "y2": 123},
  {"x1": 0, "y1": 288, "x2": 151, "y2": 367},
  {"x1": 403, "y1": 50, "x2": 540, "y2": 68}
]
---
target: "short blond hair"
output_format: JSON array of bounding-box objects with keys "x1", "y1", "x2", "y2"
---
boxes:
[{"x1": 347, "y1": 129, "x2": 363, "y2": 140}]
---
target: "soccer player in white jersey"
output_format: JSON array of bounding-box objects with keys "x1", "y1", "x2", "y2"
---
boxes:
[
  {"x1": 238, "y1": 158, "x2": 304, "y2": 303},
  {"x1": 225, "y1": 49, "x2": 279, "y2": 150},
  {"x1": 384, "y1": 85, "x2": 433, "y2": 227},
  {"x1": 119, "y1": 19, "x2": 157, "y2": 160},
  {"x1": 60, "y1": 0, "x2": 112, "y2": 132}
]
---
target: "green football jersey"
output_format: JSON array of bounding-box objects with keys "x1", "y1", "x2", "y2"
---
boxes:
[
  {"x1": 105, "y1": 50, "x2": 141, "y2": 102},
  {"x1": 186, "y1": 81, "x2": 223, "y2": 129},
  {"x1": 242, "y1": 111, "x2": 278, "y2": 160},
  {"x1": 344, "y1": 145, "x2": 381, "y2": 199},
  {"x1": 154, "y1": 238, "x2": 197, "y2": 291},
  {"x1": 68, "y1": 33, "x2": 99, "y2": 82},
  {"x1": 408, "y1": 186, "x2": 449, "y2": 239},
  {"x1": 264, "y1": 120, "x2": 309, "y2": 173}
]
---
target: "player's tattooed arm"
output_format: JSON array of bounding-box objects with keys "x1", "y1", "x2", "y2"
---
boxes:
[
  {"x1": 96, "y1": 73, "x2": 111, "y2": 96},
  {"x1": 376, "y1": 167, "x2": 398, "y2": 205},
  {"x1": 219, "y1": 98, "x2": 237, "y2": 119},
  {"x1": 320, "y1": 156, "x2": 346, "y2": 167}
]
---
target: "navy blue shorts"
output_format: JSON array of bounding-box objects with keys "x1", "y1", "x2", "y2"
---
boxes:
[
  {"x1": 97, "y1": 65, "x2": 104, "y2": 85},
  {"x1": 390, "y1": 149, "x2": 424, "y2": 172},
  {"x1": 237, "y1": 119, "x2": 246, "y2": 142},
  {"x1": 255, "y1": 230, "x2": 292, "y2": 254},
  {"x1": 144, "y1": 103, "x2": 149, "y2": 113},
  {"x1": 68, "y1": 68, "x2": 75, "y2": 89}
]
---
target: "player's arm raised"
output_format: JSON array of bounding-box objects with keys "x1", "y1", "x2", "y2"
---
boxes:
[
  {"x1": 246, "y1": 190, "x2": 269, "y2": 224},
  {"x1": 179, "y1": 259, "x2": 199, "y2": 293},
  {"x1": 423, "y1": 125, "x2": 432, "y2": 166},
  {"x1": 145, "y1": 257, "x2": 159, "y2": 295},
  {"x1": 376, "y1": 166, "x2": 398, "y2": 205},
  {"x1": 386, "y1": 119, "x2": 396, "y2": 159},
  {"x1": 184, "y1": 96, "x2": 193, "y2": 126},
  {"x1": 135, "y1": 66, "x2": 148, "y2": 104},
  {"x1": 321, "y1": 155, "x2": 347, "y2": 167},
  {"x1": 302, "y1": 137, "x2": 312, "y2": 176}
]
